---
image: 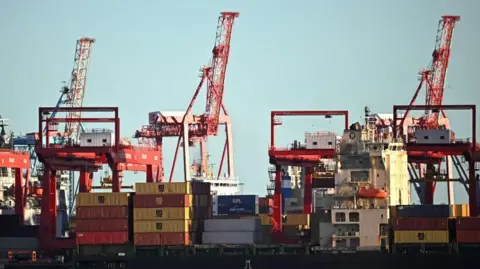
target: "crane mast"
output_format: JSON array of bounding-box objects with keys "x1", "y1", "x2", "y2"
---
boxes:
[
  {"x1": 204, "y1": 12, "x2": 239, "y2": 136},
  {"x1": 64, "y1": 38, "x2": 96, "y2": 141},
  {"x1": 424, "y1": 15, "x2": 460, "y2": 129}
]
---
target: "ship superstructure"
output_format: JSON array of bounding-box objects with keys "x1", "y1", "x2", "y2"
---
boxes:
[{"x1": 269, "y1": 109, "x2": 411, "y2": 250}]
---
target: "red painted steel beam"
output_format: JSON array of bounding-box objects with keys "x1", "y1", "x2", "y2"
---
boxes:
[
  {"x1": 47, "y1": 118, "x2": 116, "y2": 123},
  {"x1": 0, "y1": 152, "x2": 30, "y2": 169}
]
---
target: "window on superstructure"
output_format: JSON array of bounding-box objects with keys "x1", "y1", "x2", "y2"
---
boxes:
[
  {"x1": 335, "y1": 212, "x2": 346, "y2": 222},
  {"x1": 348, "y1": 212, "x2": 359, "y2": 222},
  {"x1": 0, "y1": 167, "x2": 8, "y2": 177}
]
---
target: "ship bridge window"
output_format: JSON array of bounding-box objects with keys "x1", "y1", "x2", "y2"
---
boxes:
[
  {"x1": 313, "y1": 142, "x2": 318, "y2": 145},
  {"x1": 348, "y1": 212, "x2": 359, "y2": 222},
  {"x1": 335, "y1": 212, "x2": 346, "y2": 222}
]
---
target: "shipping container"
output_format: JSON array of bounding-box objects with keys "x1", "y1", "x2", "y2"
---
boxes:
[
  {"x1": 134, "y1": 232, "x2": 193, "y2": 246},
  {"x1": 0, "y1": 237, "x2": 38, "y2": 251},
  {"x1": 76, "y1": 231, "x2": 129, "y2": 245},
  {"x1": 135, "y1": 182, "x2": 210, "y2": 195},
  {"x1": 134, "y1": 194, "x2": 193, "y2": 207},
  {"x1": 76, "y1": 192, "x2": 129, "y2": 207},
  {"x1": 450, "y1": 204, "x2": 470, "y2": 217},
  {"x1": 76, "y1": 206, "x2": 128, "y2": 219},
  {"x1": 456, "y1": 230, "x2": 480, "y2": 244},
  {"x1": 395, "y1": 205, "x2": 450, "y2": 218},
  {"x1": 393, "y1": 217, "x2": 448, "y2": 230},
  {"x1": 455, "y1": 217, "x2": 480, "y2": 231},
  {"x1": 216, "y1": 195, "x2": 259, "y2": 216},
  {"x1": 134, "y1": 220, "x2": 196, "y2": 233},
  {"x1": 204, "y1": 218, "x2": 260, "y2": 232},
  {"x1": 134, "y1": 207, "x2": 211, "y2": 220},
  {"x1": 202, "y1": 231, "x2": 261, "y2": 244},
  {"x1": 305, "y1": 132, "x2": 337, "y2": 149},
  {"x1": 260, "y1": 213, "x2": 310, "y2": 226},
  {"x1": 393, "y1": 230, "x2": 449, "y2": 244},
  {"x1": 76, "y1": 219, "x2": 128, "y2": 232}
]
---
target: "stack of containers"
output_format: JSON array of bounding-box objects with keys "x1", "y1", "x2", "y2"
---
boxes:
[
  {"x1": 202, "y1": 218, "x2": 262, "y2": 244},
  {"x1": 391, "y1": 205, "x2": 450, "y2": 246},
  {"x1": 75, "y1": 192, "x2": 131, "y2": 245},
  {"x1": 454, "y1": 217, "x2": 480, "y2": 245},
  {"x1": 133, "y1": 182, "x2": 211, "y2": 246}
]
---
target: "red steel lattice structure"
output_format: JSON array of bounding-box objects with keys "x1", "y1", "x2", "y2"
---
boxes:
[
  {"x1": 398, "y1": 15, "x2": 460, "y2": 203},
  {"x1": 135, "y1": 12, "x2": 239, "y2": 183},
  {"x1": 393, "y1": 104, "x2": 478, "y2": 216},
  {"x1": 268, "y1": 110, "x2": 348, "y2": 239},
  {"x1": 35, "y1": 107, "x2": 161, "y2": 252}
]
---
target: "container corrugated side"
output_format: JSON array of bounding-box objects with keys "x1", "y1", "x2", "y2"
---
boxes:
[
  {"x1": 395, "y1": 205, "x2": 450, "y2": 218},
  {"x1": 456, "y1": 230, "x2": 480, "y2": 243},
  {"x1": 450, "y1": 204, "x2": 469, "y2": 217},
  {"x1": 134, "y1": 232, "x2": 193, "y2": 246},
  {"x1": 76, "y1": 206, "x2": 128, "y2": 219},
  {"x1": 259, "y1": 213, "x2": 310, "y2": 226},
  {"x1": 134, "y1": 207, "x2": 198, "y2": 220},
  {"x1": 76, "y1": 231, "x2": 129, "y2": 245},
  {"x1": 393, "y1": 217, "x2": 448, "y2": 230},
  {"x1": 134, "y1": 194, "x2": 193, "y2": 207},
  {"x1": 75, "y1": 219, "x2": 128, "y2": 232},
  {"x1": 76, "y1": 193, "x2": 129, "y2": 207},
  {"x1": 393, "y1": 230, "x2": 449, "y2": 244},
  {"x1": 204, "y1": 218, "x2": 260, "y2": 232},
  {"x1": 202, "y1": 231, "x2": 261, "y2": 244},
  {"x1": 135, "y1": 183, "x2": 192, "y2": 194},
  {"x1": 455, "y1": 217, "x2": 480, "y2": 231},
  {"x1": 134, "y1": 220, "x2": 196, "y2": 233}
]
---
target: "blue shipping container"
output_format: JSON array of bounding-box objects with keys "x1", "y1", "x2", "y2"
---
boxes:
[{"x1": 217, "y1": 195, "x2": 259, "y2": 216}]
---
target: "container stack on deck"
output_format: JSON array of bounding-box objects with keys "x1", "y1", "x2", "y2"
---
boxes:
[
  {"x1": 75, "y1": 192, "x2": 131, "y2": 245},
  {"x1": 133, "y1": 182, "x2": 211, "y2": 246},
  {"x1": 202, "y1": 218, "x2": 263, "y2": 244},
  {"x1": 389, "y1": 204, "x2": 470, "y2": 252}
]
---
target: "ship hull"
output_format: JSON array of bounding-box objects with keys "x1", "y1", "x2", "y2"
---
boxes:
[{"x1": 72, "y1": 252, "x2": 480, "y2": 269}]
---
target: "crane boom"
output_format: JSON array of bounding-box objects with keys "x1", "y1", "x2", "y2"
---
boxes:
[
  {"x1": 424, "y1": 15, "x2": 460, "y2": 128},
  {"x1": 64, "y1": 37, "x2": 96, "y2": 140},
  {"x1": 204, "y1": 12, "x2": 239, "y2": 136}
]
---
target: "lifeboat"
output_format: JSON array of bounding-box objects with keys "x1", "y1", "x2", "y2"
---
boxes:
[{"x1": 358, "y1": 187, "x2": 388, "y2": 199}]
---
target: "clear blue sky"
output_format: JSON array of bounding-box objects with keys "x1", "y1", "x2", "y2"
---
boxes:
[{"x1": 1, "y1": 1, "x2": 478, "y2": 204}]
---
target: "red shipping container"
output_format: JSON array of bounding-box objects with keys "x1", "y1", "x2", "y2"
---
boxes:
[
  {"x1": 456, "y1": 230, "x2": 480, "y2": 243},
  {"x1": 134, "y1": 232, "x2": 193, "y2": 246},
  {"x1": 76, "y1": 231, "x2": 129, "y2": 245},
  {"x1": 76, "y1": 219, "x2": 128, "y2": 232},
  {"x1": 393, "y1": 217, "x2": 448, "y2": 230},
  {"x1": 76, "y1": 206, "x2": 128, "y2": 219},
  {"x1": 134, "y1": 194, "x2": 193, "y2": 208},
  {"x1": 456, "y1": 217, "x2": 480, "y2": 231}
]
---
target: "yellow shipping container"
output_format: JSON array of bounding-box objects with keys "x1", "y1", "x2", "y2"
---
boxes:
[
  {"x1": 76, "y1": 192, "x2": 129, "y2": 207},
  {"x1": 134, "y1": 207, "x2": 195, "y2": 220},
  {"x1": 260, "y1": 213, "x2": 310, "y2": 227},
  {"x1": 450, "y1": 204, "x2": 469, "y2": 217},
  {"x1": 393, "y1": 230, "x2": 449, "y2": 244},
  {"x1": 135, "y1": 182, "x2": 192, "y2": 195},
  {"x1": 134, "y1": 220, "x2": 196, "y2": 233}
]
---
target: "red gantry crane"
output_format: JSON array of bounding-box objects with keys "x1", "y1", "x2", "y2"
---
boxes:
[
  {"x1": 397, "y1": 15, "x2": 464, "y2": 205},
  {"x1": 36, "y1": 107, "x2": 162, "y2": 253},
  {"x1": 268, "y1": 110, "x2": 348, "y2": 241},
  {"x1": 135, "y1": 12, "x2": 239, "y2": 183}
]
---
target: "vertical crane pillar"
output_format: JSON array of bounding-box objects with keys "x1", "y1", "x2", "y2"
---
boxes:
[
  {"x1": 14, "y1": 168, "x2": 24, "y2": 224},
  {"x1": 304, "y1": 167, "x2": 313, "y2": 214},
  {"x1": 273, "y1": 165, "x2": 283, "y2": 233},
  {"x1": 146, "y1": 165, "x2": 154, "y2": 183},
  {"x1": 79, "y1": 171, "x2": 91, "y2": 192}
]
